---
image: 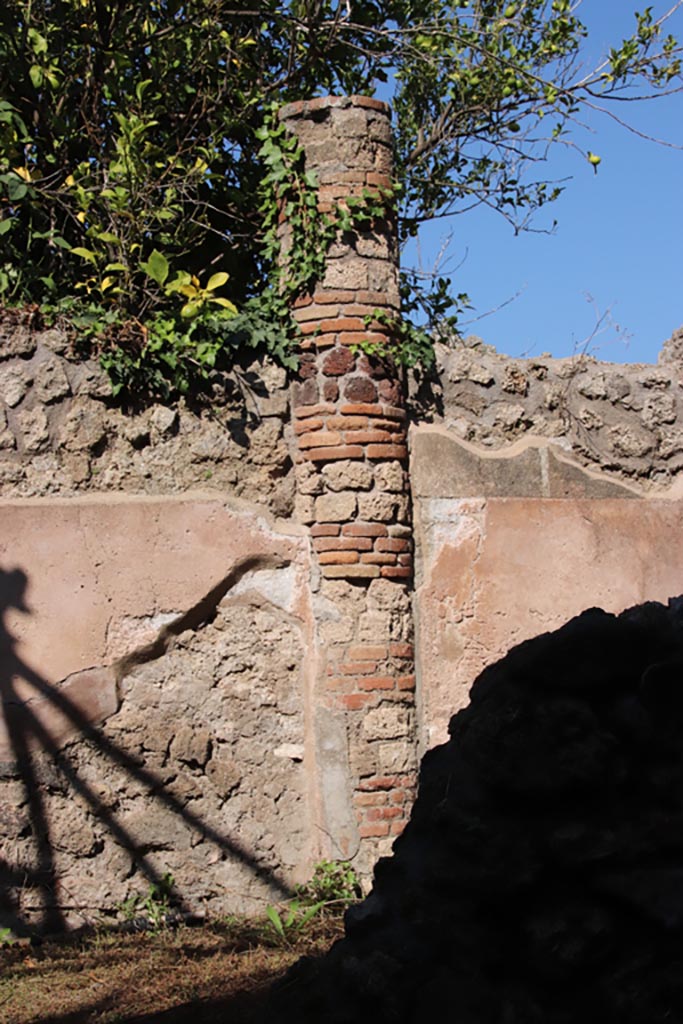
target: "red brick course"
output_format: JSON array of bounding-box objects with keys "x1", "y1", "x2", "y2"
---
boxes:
[
  {"x1": 380, "y1": 566, "x2": 413, "y2": 579},
  {"x1": 318, "y1": 550, "x2": 359, "y2": 565},
  {"x1": 339, "y1": 331, "x2": 389, "y2": 348},
  {"x1": 321, "y1": 564, "x2": 380, "y2": 579},
  {"x1": 366, "y1": 172, "x2": 393, "y2": 188},
  {"x1": 397, "y1": 674, "x2": 416, "y2": 690},
  {"x1": 354, "y1": 792, "x2": 389, "y2": 807},
  {"x1": 313, "y1": 537, "x2": 373, "y2": 552},
  {"x1": 390, "y1": 643, "x2": 414, "y2": 659},
  {"x1": 366, "y1": 806, "x2": 402, "y2": 821},
  {"x1": 345, "y1": 429, "x2": 398, "y2": 444},
  {"x1": 366, "y1": 443, "x2": 408, "y2": 460},
  {"x1": 312, "y1": 289, "x2": 356, "y2": 304},
  {"x1": 357, "y1": 775, "x2": 409, "y2": 791},
  {"x1": 298, "y1": 430, "x2": 342, "y2": 449},
  {"x1": 342, "y1": 522, "x2": 389, "y2": 537},
  {"x1": 376, "y1": 538, "x2": 411, "y2": 553},
  {"x1": 310, "y1": 523, "x2": 341, "y2": 537},
  {"x1": 293, "y1": 303, "x2": 335, "y2": 323},
  {"x1": 338, "y1": 661, "x2": 378, "y2": 675},
  {"x1": 325, "y1": 415, "x2": 369, "y2": 430},
  {"x1": 359, "y1": 822, "x2": 390, "y2": 838},
  {"x1": 338, "y1": 693, "x2": 375, "y2": 711},
  {"x1": 339, "y1": 402, "x2": 384, "y2": 416},
  {"x1": 319, "y1": 317, "x2": 366, "y2": 333},
  {"x1": 303, "y1": 444, "x2": 364, "y2": 461},
  {"x1": 293, "y1": 417, "x2": 324, "y2": 435},
  {"x1": 358, "y1": 676, "x2": 395, "y2": 690}
]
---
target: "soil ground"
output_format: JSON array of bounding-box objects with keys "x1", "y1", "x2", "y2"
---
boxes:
[{"x1": 0, "y1": 915, "x2": 342, "y2": 1024}]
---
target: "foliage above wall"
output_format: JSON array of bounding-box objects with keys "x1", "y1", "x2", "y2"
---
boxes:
[{"x1": 0, "y1": 1, "x2": 680, "y2": 397}]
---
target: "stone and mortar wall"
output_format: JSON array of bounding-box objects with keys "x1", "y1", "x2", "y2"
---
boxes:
[
  {"x1": 0, "y1": 498, "x2": 316, "y2": 931},
  {"x1": 280, "y1": 98, "x2": 417, "y2": 871},
  {"x1": 0, "y1": 308, "x2": 294, "y2": 515},
  {"x1": 422, "y1": 330, "x2": 683, "y2": 489},
  {"x1": 0, "y1": 303, "x2": 304, "y2": 929},
  {"x1": 4, "y1": 599, "x2": 310, "y2": 929},
  {"x1": 412, "y1": 329, "x2": 683, "y2": 750}
]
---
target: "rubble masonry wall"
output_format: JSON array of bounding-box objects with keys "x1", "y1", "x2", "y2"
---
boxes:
[{"x1": 1, "y1": 94, "x2": 683, "y2": 931}]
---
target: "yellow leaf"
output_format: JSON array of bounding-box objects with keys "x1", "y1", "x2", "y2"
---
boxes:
[
  {"x1": 13, "y1": 167, "x2": 31, "y2": 182},
  {"x1": 64, "y1": 174, "x2": 76, "y2": 187},
  {"x1": 206, "y1": 271, "x2": 229, "y2": 291},
  {"x1": 210, "y1": 297, "x2": 238, "y2": 314},
  {"x1": 76, "y1": 210, "x2": 87, "y2": 223}
]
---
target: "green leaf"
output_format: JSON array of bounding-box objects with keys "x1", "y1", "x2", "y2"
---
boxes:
[
  {"x1": 135, "y1": 79, "x2": 153, "y2": 103},
  {"x1": 295, "y1": 901, "x2": 324, "y2": 929},
  {"x1": 180, "y1": 299, "x2": 203, "y2": 318},
  {"x1": 139, "y1": 249, "x2": 169, "y2": 286},
  {"x1": 165, "y1": 271, "x2": 191, "y2": 294},
  {"x1": 29, "y1": 65, "x2": 43, "y2": 89},
  {"x1": 6, "y1": 177, "x2": 27, "y2": 201},
  {"x1": 28, "y1": 28, "x2": 48, "y2": 55},
  {"x1": 70, "y1": 247, "x2": 98, "y2": 264},
  {"x1": 266, "y1": 905, "x2": 285, "y2": 937}
]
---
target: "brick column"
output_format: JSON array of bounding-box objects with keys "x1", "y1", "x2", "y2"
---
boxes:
[{"x1": 279, "y1": 96, "x2": 417, "y2": 873}]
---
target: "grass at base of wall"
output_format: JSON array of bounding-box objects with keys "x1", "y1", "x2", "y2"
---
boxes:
[{"x1": 0, "y1": 912, "x2": 343, "y2": 1024}]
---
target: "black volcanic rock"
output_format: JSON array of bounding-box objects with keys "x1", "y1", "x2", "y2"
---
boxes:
[{"x1": 268, "y1": 598, "x2": 683, "y2": 1024}]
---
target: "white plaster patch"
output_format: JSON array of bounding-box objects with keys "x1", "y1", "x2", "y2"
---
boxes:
[
  {"x1": 274, "y1": 743, "x2": 304, "y2": 762},
  {"x1": 230, "y1": 566, "x2": 297, "y2": 613},
  {"x1": 419, "y1": 498, "x2": 486, "y2": 573}
]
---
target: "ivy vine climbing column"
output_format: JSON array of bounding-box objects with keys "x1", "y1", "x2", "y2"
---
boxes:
[{"x1": 280, "y1": 96, "x2": 417, "y2": 874}]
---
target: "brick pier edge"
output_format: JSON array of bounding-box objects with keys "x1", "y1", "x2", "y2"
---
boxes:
[{"x1": 280, "y1": 96, "x2": 417, "y2": 873}]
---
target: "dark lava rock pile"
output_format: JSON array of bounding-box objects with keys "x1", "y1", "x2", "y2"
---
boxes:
[{"x1": 268, "y1": 598, "x2": 683, "y2": 1023}]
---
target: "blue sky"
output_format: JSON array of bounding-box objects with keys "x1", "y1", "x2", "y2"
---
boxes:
[{"x1": 402, "y1": 1, "x2": 683, "y2": 365}]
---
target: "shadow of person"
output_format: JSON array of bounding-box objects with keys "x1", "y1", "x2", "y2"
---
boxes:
[
  {"x1": 0, "y1": 566, "x2": 293, "y2": 937},
  {"x1": 0, "y1": 567, "x2": 64, "y2": 933}
]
